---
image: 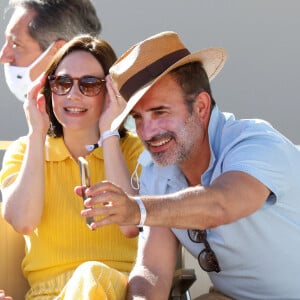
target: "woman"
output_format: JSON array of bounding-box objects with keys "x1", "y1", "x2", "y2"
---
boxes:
[{"x1": 0, "y1": 35, "x2": 143, "y2": 299}]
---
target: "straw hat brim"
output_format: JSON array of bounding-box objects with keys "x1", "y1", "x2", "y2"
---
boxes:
[{"x1": 111, "y1": 47, "x2": 226, "y2": 131}]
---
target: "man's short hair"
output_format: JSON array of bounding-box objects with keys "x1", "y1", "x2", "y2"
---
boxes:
[
  {"x1": 170, "y1": 62, "x2": 216, "y2": 112},
  {"x1": 8, "y1": 0, "x2": 101, "y2": 50}
]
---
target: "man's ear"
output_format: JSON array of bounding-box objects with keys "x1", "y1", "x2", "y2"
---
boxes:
[
  {"x1": 29, "y1": 39, "x2": 67, "y2": 81},
  {"x1": 52, "y1": 39, "x2": 66, "y2": 54},
  {"x1": 194, "y1": 91, "x2": 211, "y2": 123}
]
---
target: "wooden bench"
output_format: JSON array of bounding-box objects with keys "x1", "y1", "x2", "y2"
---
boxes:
[
  {"x1": 0, "y1": 141, "x2": 12, "y2": 150},
  {"x1": 0, "y1": 202, "x2": 29, "y2": 300},
  {"x1": 1, "y1": 140, "x2": 29, "y2": 299}
]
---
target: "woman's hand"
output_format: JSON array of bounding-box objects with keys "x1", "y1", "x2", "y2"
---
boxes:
[
  {"x1": 0, "y1": 290, "x2": 13, "y2": 300},
  {"x1": 23, "y1": 73, "x2": 50, "y2": 137},
  {"x1": 99, "y1": 75, "x2": 126, "y2": 132}
]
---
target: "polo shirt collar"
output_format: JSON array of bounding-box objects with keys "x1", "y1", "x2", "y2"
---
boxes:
[{"x1": 44, "y1": 136, "x2": 104, "y2": 161}]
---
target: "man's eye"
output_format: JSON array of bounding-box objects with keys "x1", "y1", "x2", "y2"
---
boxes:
[
  {"x1": 155, "y1": 110, "x2": 167, "y2": 116},
  {"x1": 131, "y1": 114, "x2": 140, "y2": 120}
]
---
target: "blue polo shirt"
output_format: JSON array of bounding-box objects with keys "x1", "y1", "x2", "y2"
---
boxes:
[{"x1": 139, "y1": 106, "x2": 300, "y2": 299}]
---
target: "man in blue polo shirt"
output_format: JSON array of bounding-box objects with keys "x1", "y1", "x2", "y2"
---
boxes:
[{"x1": 81, "y1": 31, "x2": 300, "y2": 299}]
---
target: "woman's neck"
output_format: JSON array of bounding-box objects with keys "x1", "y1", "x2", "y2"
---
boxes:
[{"x1": 63, "y1": 128, "x2": 100, "y2": 159}]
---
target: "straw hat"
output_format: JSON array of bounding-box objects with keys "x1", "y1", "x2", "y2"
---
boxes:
[{"x1": 110, "y1": 31, "x2": 227, "y2": 130}]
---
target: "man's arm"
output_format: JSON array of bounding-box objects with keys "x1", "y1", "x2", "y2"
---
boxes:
[
  {"x1": 143, "y1": 170, "x2": 270, "y2": 229},
  {"x1": 81, "y1": 170, "x2": 270, "y2": 230},
  {"x1": 127, "y1": 226, "x2": 179, "y2": 300}
]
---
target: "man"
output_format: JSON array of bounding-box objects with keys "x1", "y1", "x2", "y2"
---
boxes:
[
  {"x1": 0, "y1": 0, "x2": 101, "y2": 102},
  {"x1": 80, "y1": 31, "x2": 300, "y2": 299}
]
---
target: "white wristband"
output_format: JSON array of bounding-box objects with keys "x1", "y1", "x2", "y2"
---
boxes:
[
  {"x1": 99, "y1": 130, "x2": 120, "y2": 147},
  {"x1": 85, "y1": 130, "x2": 120, "y2": 151},
  {"x1": 133, "y1": 197, "x2": 147, "y2": 227}
]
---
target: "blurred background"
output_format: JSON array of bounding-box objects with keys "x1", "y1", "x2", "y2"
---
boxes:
[{"x1": 1, "y1": 0, "x2": 299, "y2": 145}]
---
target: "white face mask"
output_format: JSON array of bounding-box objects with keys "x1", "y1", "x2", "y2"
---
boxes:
[{"x1": 4, "y1": 43, "x2": 54, "y2": 102}]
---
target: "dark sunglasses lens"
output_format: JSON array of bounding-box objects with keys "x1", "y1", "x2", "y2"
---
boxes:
[
  {"x1": 199, "y1": 249, "x2": 221, "y2": 273},
  {"x1": 188, "y1": 229, "x2": 206, "y2": 243},
  {"x1": 79, "y1": 76, "x2": 103, "y2": 96},
  {"x1": 50, "y1": 76, "x2": 73, "y2": 95},
  {"x1": 188, "y1": 229, "x2": 221, "y2": 272}
]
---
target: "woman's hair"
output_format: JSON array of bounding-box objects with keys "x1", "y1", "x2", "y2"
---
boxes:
[
  {"x1": 43, "y1": 34, "x2": 126, "y2": 137},
  {"x1": 170, "y1": 61, "x2": 216, "y2": 114}
]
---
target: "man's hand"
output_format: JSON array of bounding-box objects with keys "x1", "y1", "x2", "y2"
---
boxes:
[{"x1": 75, "y1": 181, "x2": 140, "y2": 230}]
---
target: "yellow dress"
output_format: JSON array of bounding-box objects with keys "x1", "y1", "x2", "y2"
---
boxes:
[{"x1": 0, "y1": 133, "x2": 144, "y2": 300}]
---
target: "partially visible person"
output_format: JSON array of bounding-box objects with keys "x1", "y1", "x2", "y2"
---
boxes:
[
  {"x1": 0, "y1": 35, "x2": 143, "y2": 299},
  {"x1": 0, "y1": 290, "x2": 12, "y2": 300},
  {"x1": 0, "y1": 0, "x2": 101, "y2": 102},
  {"x1": 78, "y1": 31, "x2": 300, "y2": 299}
]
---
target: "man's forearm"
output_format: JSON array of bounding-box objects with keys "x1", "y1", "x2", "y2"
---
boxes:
[{"x1": 127, "y1": 267, "x2": 170, "y2": 300}]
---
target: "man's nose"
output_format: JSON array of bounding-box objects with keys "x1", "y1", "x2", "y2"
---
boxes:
[
  {"x1": 137, "y1": 118, "x2": 158, "y2": 141},
  {"x1": 0, "y1": 42, "x2": 14, "y2": 64}
]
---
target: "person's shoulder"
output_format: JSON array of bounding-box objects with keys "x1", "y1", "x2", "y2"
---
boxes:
[
  {"x1": 121, "y1": 131, "x2": 144, "y2": 150},
  {"x1": 223, "y1": 116, "x2": 284, "y2": 145},
  {"x1": 5, "y1": 136, "x2": 28, "y2": 153},
  {"x1": 121, "y1": 130, "x2": 139, "y2": 140},
  {"x1": 224, "y1": 115, "x2": 272, "y2": 132}
]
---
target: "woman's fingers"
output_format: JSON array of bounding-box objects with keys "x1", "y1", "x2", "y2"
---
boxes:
[
  {"x1": 105, "y1": 75, "x2": 126, "y2": 110},
  {"x1": 27, "y1": 72, "x2": 47, "y2": 102}
]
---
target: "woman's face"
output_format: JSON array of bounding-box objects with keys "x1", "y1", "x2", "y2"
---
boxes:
[{"x1": 51, "y1": 50, "x2": 106, "y2": 134}]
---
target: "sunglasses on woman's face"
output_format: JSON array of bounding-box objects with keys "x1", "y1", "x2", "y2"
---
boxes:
[
  {"x1": 188, "y1": 229, "x2": 221, "y2": 273},
  {"x1": 48, "y1": 75, "x2": 106, "y2": 97}
]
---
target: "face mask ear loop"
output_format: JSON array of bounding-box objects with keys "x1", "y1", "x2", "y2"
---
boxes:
[
  {"x1": 28, "y1": 41, "x2": 56, "y2": 74},
  {"x1": 131, "y1": 162, "x2": 140, "y2": 191}
]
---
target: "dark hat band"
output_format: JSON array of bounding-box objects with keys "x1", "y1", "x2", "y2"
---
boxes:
[{"x1": 119, "y1": 48, "x2": 190, "y2": 100}]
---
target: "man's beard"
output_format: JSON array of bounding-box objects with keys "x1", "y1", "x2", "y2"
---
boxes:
[{"x1": 145, "y1": 113, "x2": 203, "y2": 166}]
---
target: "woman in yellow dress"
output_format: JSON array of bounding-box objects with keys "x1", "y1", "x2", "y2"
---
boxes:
[{"x1": 0, "y1": 35, "x2": 143, "y2": 299}]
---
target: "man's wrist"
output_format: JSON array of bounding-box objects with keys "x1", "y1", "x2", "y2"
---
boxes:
[{"x1": 133, "y1": 197, "x2": 147, "y2": 228}]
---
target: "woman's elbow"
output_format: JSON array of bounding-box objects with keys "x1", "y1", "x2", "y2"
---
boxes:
[
  {"x1": 120, "y1": 225, "x2": 139, "y2": 238},
  {"x1": 2, "y1": 210, "x2": 38, "y2": 235}
]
